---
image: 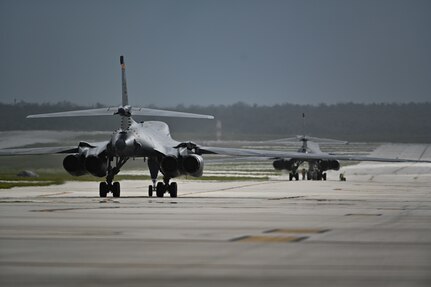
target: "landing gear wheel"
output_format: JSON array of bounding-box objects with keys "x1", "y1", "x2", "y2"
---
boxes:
[
  {"x1": 112, "y1": 182, "x2": 121, "y2": 198},
  {"x1": 99, "y1": 182, "x2": 108, "y2": 198},
  {"x1": 322, "y1": 173, "x2": 327, "y2": 181},
  {"x1": 148, "y1": 185, "x2": 153, "y2": 197},
  {"x1": 294, "y1": 173, "x2": 299, "y2": 181},
  {"x1": 289, "y1": 173, "x2": 293, "y2": 181},
  {"x1": 169, "y1": 182, "x2": 177, "y2": 198},
  {"x1": 156, "y1": 182, "x2": 165, "y2": 198}
]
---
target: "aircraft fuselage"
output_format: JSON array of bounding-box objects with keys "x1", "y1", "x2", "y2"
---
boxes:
[{"x1": 108, "y1": 120, "x2": 179, "y2": 158}]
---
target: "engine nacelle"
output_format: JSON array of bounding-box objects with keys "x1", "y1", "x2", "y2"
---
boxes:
[
  {"x1": 182, "y1": 154, "x2": 204, "y2": 177},
  {"x1": 160, "y1": 154, "x2": 205, "y2": 178},
  {"x1": 273, "y1": 159, "x2": 284, "y2": 170},
  {"x1": 63, "y1": 154, "x2": 87, "y2": 176},
  {"x1": 84, "y1": 155, "x2": 108, "y2": 177},
  {"x1": 320, "y1": 160, "x2": 340, "y2": 171},
  {"x1": 272, "y1": 159, "x2": 295, "y2": 171},
  {"x1": 160, "y1": 155, "x2": 180, "y2": 178}
]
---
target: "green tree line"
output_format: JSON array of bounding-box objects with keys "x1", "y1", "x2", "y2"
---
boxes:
[{"x1": 1, "y1": 101, "x2": 430, "y2": 142}]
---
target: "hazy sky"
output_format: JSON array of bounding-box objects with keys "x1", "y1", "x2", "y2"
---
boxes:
[{"x1": 1, "y1": 0, "x2": 430, "y2": 107}]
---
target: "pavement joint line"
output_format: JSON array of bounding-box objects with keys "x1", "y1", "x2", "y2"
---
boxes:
[
  {"x1": 30, "y1": 206, "x2": 121, "y2": 212},
  {"x1": 345, "y1": 213, "x2": 382, "y2": 216},
  {"x1": 180, "y1": 181, "x2": 273, "y2": 196},
  {"x1": 263, "y1": 228, "x2": 331, "y2": 234},
  {"x1": 1, "y1": 261, "x2": 429, "y2": 271},
  {"x1": 229, "y1": 235, "x2": 309, "y2": 243}
]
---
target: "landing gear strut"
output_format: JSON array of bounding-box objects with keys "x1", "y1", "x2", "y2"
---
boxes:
[{"x1": 99, "y1": 157, "x2": 128, "y2": 198}]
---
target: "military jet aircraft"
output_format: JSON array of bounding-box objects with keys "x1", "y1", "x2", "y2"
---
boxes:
[
  {"x1": 271, "y1": 135, "x2": 349, "y2": 180},
  {"x1": 268, "y1": 111, "x2": 426, "y2": 181},
  {"x1": 1, "y1": 56, "x2": 430, "y2": 197}
]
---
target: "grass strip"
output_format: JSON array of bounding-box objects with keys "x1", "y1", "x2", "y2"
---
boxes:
[{"x1": 0, "y1": 172, "x2": 268, "y2": 189}]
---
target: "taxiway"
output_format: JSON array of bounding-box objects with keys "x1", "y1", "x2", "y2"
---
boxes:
[{"x1": 1, "y1": 144, "x2": 431, "y2": 287}]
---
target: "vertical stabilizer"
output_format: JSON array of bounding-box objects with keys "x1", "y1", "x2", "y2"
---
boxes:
[
  {"x1": 120, "y1": 56, "x2": 129, "y2": 106},
  {"x1": 302, "y1": 113, "x2": 306, "y2": 137},
  {"x1": 120, "y1": 56, "x2": 131, "y2": 131}
]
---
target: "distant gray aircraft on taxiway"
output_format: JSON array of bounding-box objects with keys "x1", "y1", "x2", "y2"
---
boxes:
[
  {"x1": 271, "y1": 133, "x2": 349, "y2": 181},
  {"x1": 1, "y1": 56, "x2": 429, "y2": 198}
]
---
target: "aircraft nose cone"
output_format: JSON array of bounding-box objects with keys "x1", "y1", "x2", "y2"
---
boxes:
[{"x1": 115, "y1": 139, "x2": 126, "y2": 151}]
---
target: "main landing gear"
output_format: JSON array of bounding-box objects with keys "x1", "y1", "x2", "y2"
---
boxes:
[
  {"x1": 306, "y1": 171, "x2": 327, "y2": 181},
  {"x1": 99, "y1": 157, "x2": 128, "y2": 198},
  {"x1": 100, "y1": 181, "x2": 121, "y2": 198},
  {"x1": 148, "y1": 177, "x2": 177, "y2": 198},
  {"x1": 147, "y1": 157, "x2": 177, "y2": 198},
  {"x1": 289, "y1": 172, "x2": 300, "y2": 181}
]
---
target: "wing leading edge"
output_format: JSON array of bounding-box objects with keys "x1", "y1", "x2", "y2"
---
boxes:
[
  {"x1": 0, "y1": 141, "x2": 109, "y2": 156},
  {"x1": 0, "y1": 146, "x2": 78, "y2": 156}
]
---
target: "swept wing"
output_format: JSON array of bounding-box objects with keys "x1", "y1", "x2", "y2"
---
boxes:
[
  {"x1": 0, "y1": 146, "x2": 77, "y2": 155},
  {"x1": 198, "y1": 146, "x2": 431, "y2": 163},
  {"x1": 0, "y1": 141, "x2": 108, "y2": 156}
]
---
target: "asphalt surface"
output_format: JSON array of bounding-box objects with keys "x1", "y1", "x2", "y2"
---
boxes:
[{"x1": 1, "y1": 144, "x2": 431, "y2": 287}]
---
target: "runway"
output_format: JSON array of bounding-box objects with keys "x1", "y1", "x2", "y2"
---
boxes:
[{"x1": 1, "y1": 142, "x2": 431, "y2": 287}]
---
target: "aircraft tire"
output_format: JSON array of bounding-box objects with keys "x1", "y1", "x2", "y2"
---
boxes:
[
  {"x1": 148, "y1": 185, "x2": 153, "y2": 197},
  {"x1": 99, "y1": 182, "x2": 108, "y2": 198},
  {"x1": 322, "y1": 173, "x2": 327, "y2": 181},
  {"x1": 156, "y1": 182, "x2": 165, "y2": 198},
  {"x1": 169, "y1": 182, "x2": 178, "y2": 198},
  {"x1": 112, "y1": 182, "x2": 120, "y2": 198},
  {"x1": 294, "y1": 173, "x2": 299, "y2": 181},
  {"x1": 289, "y1": 173, "x2": 293, "y2": 181}
]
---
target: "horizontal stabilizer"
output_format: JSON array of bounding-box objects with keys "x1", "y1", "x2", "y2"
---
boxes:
[
  {"x1": 132, "y1": 107, "x2": 214, "y2": 119},
  {"x1": 303, "y1": 136, "x2": 348, "y2": 144},
  {"x1": 27, "y1": 107, "x2": 214, "y2": 120},
  {"x1": 27, "y1": 108, "x2": 117, "y2": 118},
  {"x1": 267, "y1": 135, "x2": 348, "y2": 144}
]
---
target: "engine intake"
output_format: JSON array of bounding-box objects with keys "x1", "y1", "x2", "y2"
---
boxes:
[
  {"x1": 272, "y1": 159, "x2": 295, "y2": 171},
  {"x1": 160, "y1": 154, "x2": 205, "y2": 178},
  {"x1": 182, "y1": 154, "x2": 204, "y2": 177},
  {"x1": 85, "y1": 155, "x2": 108, "y2": 177},
  {"x1": 320, "y1": 160, "x2": 340, "y2": 171},
  {"x1": 160, "y1": 155, "x2": 180, "y2": 178},
  {"x1": 63, "y1": 154, "x2": 87, "y2": 176}
]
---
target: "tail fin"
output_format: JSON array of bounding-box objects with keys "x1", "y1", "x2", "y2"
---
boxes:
[{"x1": 120, "y1": 55, "x2": 128, "y2": 106}]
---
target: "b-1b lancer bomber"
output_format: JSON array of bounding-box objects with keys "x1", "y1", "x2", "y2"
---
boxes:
[
  {"x1": 271, "y1": 135, "x2": 349, "y2": 181},
  {"x1": 268, "y1": 113, "x2": 420, "y2": 181},
  {"x1": 1, "y1": 56, "x2": 430, "y2": 197}
]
